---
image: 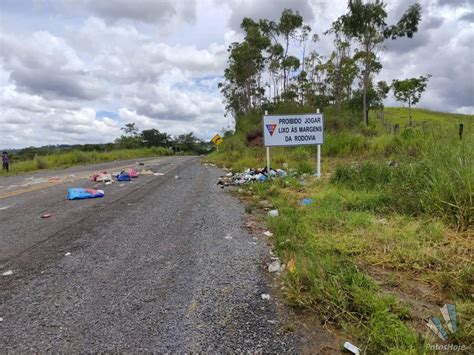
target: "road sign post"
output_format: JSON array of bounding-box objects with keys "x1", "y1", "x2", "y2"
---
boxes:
[{"x1": 263, "y1": 111, "x2": 324, "y2": 178}]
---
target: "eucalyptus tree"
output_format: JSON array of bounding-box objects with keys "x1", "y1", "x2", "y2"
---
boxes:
[
  {"x1": 331, "y1": 0, "x2": 422, "y2": 125},
  {"x1": 392, "y1": 75, "x2": 431, "y2": 126}
]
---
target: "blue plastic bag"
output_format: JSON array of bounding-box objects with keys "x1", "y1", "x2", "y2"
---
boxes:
[
  {"x1": 67, "y1": 188, "x2": 104, "y2": 200},
  {"x1": 116, "y1": 171, "x2": 131, "y2": 181}
]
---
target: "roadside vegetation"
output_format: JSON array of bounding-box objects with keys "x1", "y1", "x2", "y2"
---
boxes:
[
  {"x1": 208, "y1": 106, "x2": 473, "y2": 353},
  {"x1": 1, "y1": 124, "x2": 210, "y2": 176},
  {"x1": 208, "y1": 1, "x2": 473, "y2": 352}
]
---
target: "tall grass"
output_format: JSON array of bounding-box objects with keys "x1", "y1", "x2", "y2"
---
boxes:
[
  {"x1": 1, "y1": 147, "x2": 173, "y2": 176},
  {"x1": 331, "y1": 135, "x2": 473, "y2": 231}
]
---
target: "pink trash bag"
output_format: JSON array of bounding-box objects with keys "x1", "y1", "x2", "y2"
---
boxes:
[{"x1": 128, "y1": 168, "x2": 139, "y2": 178}]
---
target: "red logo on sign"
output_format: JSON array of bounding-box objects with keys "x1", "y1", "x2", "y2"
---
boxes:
[{"x1": 266, "y1": 124, "x2": 277, "y2": 136}]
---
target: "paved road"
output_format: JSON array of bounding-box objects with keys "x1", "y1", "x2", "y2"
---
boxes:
[{"x1": 0, "y1": 157, "x2": 298, "y2": 352}]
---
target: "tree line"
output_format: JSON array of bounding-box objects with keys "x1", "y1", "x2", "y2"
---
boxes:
[
  {"x1": 114, "y1": 123, "x2": 210, "y2": 154},
  {"x1": 219, "y1": 0, "x2": 430, "y2": 125}
]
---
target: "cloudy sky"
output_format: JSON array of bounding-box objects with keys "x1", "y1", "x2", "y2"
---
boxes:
[{"x1": 0, "y1": 0, "x2": 473, "y2": 148}]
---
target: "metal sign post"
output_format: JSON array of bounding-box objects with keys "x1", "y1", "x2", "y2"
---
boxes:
[
  {"x1": 264, "y1": 111, "x2": 270, "y2": 173},
  {"x1": 316, "y1": 108, "x2": 321, "y2": 179}
]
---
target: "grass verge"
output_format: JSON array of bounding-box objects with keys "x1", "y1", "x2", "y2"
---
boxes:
[{"x1": 0, "y1": 147, "x2": 173, "y2": 176}]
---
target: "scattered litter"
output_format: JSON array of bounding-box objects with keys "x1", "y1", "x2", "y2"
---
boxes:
[
  {"x1": 65, "y1": 252, "x2": 71, "y2": 256},
  {"x1": 343, "y1": 341, "x2": 360, "y2": 355},
  {"x1": 217, "y1": 167, "x2": 287, "y2": 187},
  {"x1": 153, "y1": 173, "x2": 165, "y2": 176},
  {"x1": 0, "y1": 317, "x2": 3, "y2": 322},
  {"x1": 119, "y1": 184, "x2": 126, "y2": 187},
  {"x1": 2, "y1": 270, "x2": 13, "y2": 276},
  {"x1": 300, "y1": 198, "x2": 314, "y2": 206},
  {"x1": 287, "y1": 258, "x2": 296, "y2": 273},
  {"x1": 105, "y1": 181, "x2": 113, "y2": 185},
  {"x1": 91, "y1": 172, "x2": 112, "y2": 182},
  {"x1": 0, "y1": 206, "x2": 11, "y2": 211},
  {"x1": 225, "y1": 234, "x2": 233, "y2": 240},
  {"x1": 261, "y1": 293, "x2": 271, "y2": 300},
  {"x1": 41, "y1": 213, "x2": 52, "y2": 218},
  {"x1": 268, "y1": 260, "x2": 281, "y2": 273},
  {"x1": 67, "y1": 188, "x2": 104, "y2": 200},
  {"x1": 128, "y1": 168, "x2": 139, "y2": 178},
  {"x1": 138, "y1": 162, "x2": 145, "y2": 165},
  {"x1": 175, "y1": 175, "x2": 179, "y2": 179},
  {"x1": 116, "y1": 171, "x2": 131, "y2": 181},
  {"x1": 268, "y1": 210, "x2": 279, "y2": 217},
  {"x1": 263, "y1": 231, "x2": 273, "y2": 237},
  {"x1": 139, "y1": 169, "x2": 154, "y2": 175}
]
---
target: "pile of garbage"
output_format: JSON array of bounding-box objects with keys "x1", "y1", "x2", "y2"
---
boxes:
[{"x1": 217, "y1": 167, "x2": 287, "y2": 188}]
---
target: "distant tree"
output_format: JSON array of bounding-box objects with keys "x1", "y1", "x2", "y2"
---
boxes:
[
  {"x1": 331, "y1": 0, "x2": 422, "y2": 125},
  {"x1": 392, "y1": 75, "x2": 431, "y2": 126},
  {"x1": 141, "y1": 129, "x2": 171, "y2": 148},
  {"x1": 121, "y1": 122, "x2": 139, "y2": 136}
]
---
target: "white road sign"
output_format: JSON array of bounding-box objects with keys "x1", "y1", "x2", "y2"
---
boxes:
[{"x1": 263, "y1": 113, "x2": 324, "y2": 147}]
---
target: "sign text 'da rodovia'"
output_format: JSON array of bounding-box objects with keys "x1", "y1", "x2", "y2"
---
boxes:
[{"x1": 263, "y1": 113, "x2": 323, "y2": 147}]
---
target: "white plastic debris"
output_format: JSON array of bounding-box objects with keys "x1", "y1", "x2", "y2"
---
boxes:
[
  {"x1": 105, "y1": 181, "x2": 112, "y2": 185},
  {"x1": 268, "y1": 210, "x2": 279, "y2": 217},
  {"x1": 261, "y1": 293, "x2": 271, "y2": 300},
  {"x1": 268, "y1": 260, "x2": 281, "y2": 273},
  {"x1": 263, "y1": 231, "x2": 273, "y2": 237},
  {"x1": 154, "y1": 173, "x2": 164, "y2": 176},
  {"x1": 0, "y1": 317, "x2": 3, "y2": 322},
  {"x1": 175, "y1": 175, "x2": 179, "y2": 179},
  {"x1": 0, "y1": 206, "x2": 11, "y2": 210},
  {"x1": 2, "y1": 270, "x2": 13, "y2": 276},
  {"x1": 65, "y1": 252, "x2": 71, "y2": 256},
  {"x1": 225, "y1": 234, "x2": 233, "y2": 240},
  {"x1": 343, "y1": 341, "x2": 360, "y2": 355}
]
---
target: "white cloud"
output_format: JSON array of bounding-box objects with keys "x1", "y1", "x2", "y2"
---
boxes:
[{"x1": 0, "y1": 0, "x2": 472, "y2": 149}]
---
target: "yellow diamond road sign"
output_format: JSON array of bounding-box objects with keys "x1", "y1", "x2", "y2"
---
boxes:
[{"x1": 211, "y1": 133, "x2": 223, "y2": 146}]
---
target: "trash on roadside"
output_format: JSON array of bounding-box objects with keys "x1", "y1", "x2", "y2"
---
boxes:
[
  {"x1": 263, "y1": 230, "x2": 273, "y2": 237},
  {"x1": 90, "y1": 172, "x2": 112, "y2": 182},
  {"x1": 48, "y1": 177, "x2": 62, "y2": 182},
  {"x1": 0, "y1": 317, "x2": 3, "y2": 322},
  {"x1": 41, "y1": 213, "x2": 52, "y2": 218},
  {"x1": 268, "y1": 209, "x2": 279, "y2": 217},
  {"x1": 268, "y1": 260, "x2": 281, "y2": 273},
  {"x1": 119, "y1": 184, "x2": 126, "y2": 187},
  {"x1": 116, "y1": 171, "x2": 131, "y2": 181},
  {"x1": 343, "y1": 341, "x2": 360, "y2": 355},
  {"x1": 261, "y1": 293, "x2": 271, "y2": 300},
  {"x1": 0, "y1": 206, "x2": 11, "y2": 210},
  {"x1": 300, "y1": 198, "x2": 314, "y2": 206},
  {"x1": 67, "y1": 188, "x2": 105, "y2": 200},
  {"x1": 175, "y1": 175, "x2": 179, "y2": 179},
  {"x1": 154, "y1": 172, "x2": 164, "y2": 176},
  {"x1": 128, "y1": 168, "x2": 139, "y2": 178},
  {"x1": 65, "y1": 252, "x2": 71, "y2": 256},
  {"x1": 216, "y1": 167, "x2": 288, "y2": 188},
  {"x1": 287, "y1": 258, "x2": 296, "y2": 273},
  {"x1": 225, "y1": 234, "x2": 232, "y2": 240},
  {"x1": 139, "y1": 169, "x2": 154, "y2": 175},
  {"x1": 2, "y1": 270, "x2": 13, "y2": 276},
  {"x1": 105, "y1": 181, "x2": 113, "y2": 185},
  {"x1": 138, "y1": 162, "x2": 145, "y2": 165}
]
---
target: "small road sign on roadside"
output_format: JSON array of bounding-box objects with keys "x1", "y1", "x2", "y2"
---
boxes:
[{"x1": 211, "y1": 133, "x2": 224, "y2": 146}]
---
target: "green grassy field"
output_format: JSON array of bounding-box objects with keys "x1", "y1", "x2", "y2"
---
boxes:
[
  {"x1": 0, "y1": 147, "x2": 173, "y2": 176},
  {"x1": 207, "y1": 107, "x2": 473, "y2": 353}
]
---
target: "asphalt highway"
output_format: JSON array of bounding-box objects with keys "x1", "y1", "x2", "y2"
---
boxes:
[{"x1": 0, "y1": 156, "x2": 298, "y2": 352}]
